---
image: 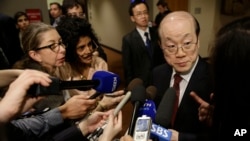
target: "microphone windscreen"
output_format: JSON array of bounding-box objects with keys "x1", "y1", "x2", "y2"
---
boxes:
[
  {"x1": 138, "y1": 99, "x2": 156, "y2": 122},
  {"x1": 92, "y1": 71, "x2": 120, "y2": 93},
  {"x1": 130, "y1": 84, "x2": 146, "y2": 104},
  {"x1": 146, "y1": 85, "x2": 157, "y2": 100},
  {"x1": 155, "y1": 87, "x2": 176, "y2": 128},
  {"x1": 127, "y1": 78, "x2": 143, "y2": 91}
]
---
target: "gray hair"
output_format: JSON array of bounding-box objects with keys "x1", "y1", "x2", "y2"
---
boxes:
[{"x1": 22, "y1": 22, "x2": 55, "y2": 54}]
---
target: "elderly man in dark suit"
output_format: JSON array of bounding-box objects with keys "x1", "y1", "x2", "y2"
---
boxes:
[
  {"x1": 122, "y1": 1, "x2": 165, "y2": 87},
  {"x1": 153, "y1": 11, "x2": 213, "y2": 141}
]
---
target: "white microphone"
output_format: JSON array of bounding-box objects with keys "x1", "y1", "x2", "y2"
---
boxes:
[{"x1": 87, "y1": 91, "x2": 131, "y2": 141}]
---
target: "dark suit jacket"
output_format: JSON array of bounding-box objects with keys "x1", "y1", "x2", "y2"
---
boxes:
[
  {"x1": 122, "y1": 27, "x2": 165, "y2": 87},
  {"x1": 3, "y1": 122, "x2": 88, "y2": 141},
  {"x1": 0, "y1": 13, "x2": 24, "y2": 68},
  {"x1": 153, "y1": 56, "x2": 213, "y2": 141}
]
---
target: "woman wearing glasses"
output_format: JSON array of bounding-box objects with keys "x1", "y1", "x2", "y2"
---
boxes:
[{"x1": 12, "y1": 21, "x2": 97, "y2": 122}]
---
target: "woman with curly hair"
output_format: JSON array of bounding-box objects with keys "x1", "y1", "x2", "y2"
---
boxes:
[{"x1": 56, "y1": 16, "x2": 124, "y2": 111}]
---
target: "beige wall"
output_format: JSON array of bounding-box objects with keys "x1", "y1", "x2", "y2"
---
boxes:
[
  {"x1": 0, "y1": 0, "x2": 50, "y2": 24},
  {"x1": 88, "y1": 0, "x2": 154, "y2": 52},
  {"x1": 47, "y1": 0, "x2": 63, "y2": 9}
]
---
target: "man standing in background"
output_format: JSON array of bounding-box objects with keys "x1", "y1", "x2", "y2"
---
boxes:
[
  {"x1": 49, "y1": 2, "x2": 63, "y2": 27},
  {"x1": 153, "y1": 0, "x2": 171, "y2": 29},
  {"x1": 122, "y1": 0, "x2": 165, "y2": 87},
  {"x1": 0, "y1": 13, "x2": 23, "y2": 69}
]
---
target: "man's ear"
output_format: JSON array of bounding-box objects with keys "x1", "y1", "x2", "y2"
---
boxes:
[
  {"x1": 29, "y1": 50, "x2": 42, "y2": 62},
  {"x1": 16, "y1": 24, "x2": 19, "y2": 29},
  {"x1": 130, "y1": 16, "x2": 135, "y2": 22}
]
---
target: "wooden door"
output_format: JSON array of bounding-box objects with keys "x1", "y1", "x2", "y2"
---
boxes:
[{"x1": 165, "y1": 0, "x2": 188, "y2": 11}]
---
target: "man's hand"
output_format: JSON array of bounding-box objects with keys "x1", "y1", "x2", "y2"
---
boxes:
[
  {"x1": 59, "y1": 94, "x2": 96, "y2": 119},
  {"x1": 78, "y1": 111, "x2": 110, "y2": 136},
  {"x1": 190, "y1": 91, "x2": 214, "y2": 126},
  {"x1": 0, "y1": 69, "x2": 52, "y2": 123},
  {"x1": 99, "y1": 110, "x2": 123, "y2": 141}
]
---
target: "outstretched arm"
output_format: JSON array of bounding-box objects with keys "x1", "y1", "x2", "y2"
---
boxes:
[{"x1": 0, "y1": 69, "x2": 24, "y2": 88}]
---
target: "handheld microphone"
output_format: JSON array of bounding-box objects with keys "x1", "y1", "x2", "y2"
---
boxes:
[
  {"x1": 151, "y1": 123, "x2": 172, "y2": 141},
  {"x1": 155, "y1": 87, "x2": 176, "y2": 128},
  {"x1": 87, "y1": 91, "x2": 132, "y2": 140},
  {"x1": 126, "y1": 78, "x2": 143, "y2": 91},
  {"x1": 138, "y1": 85, "x2": 157, "y2": 122},
  {"x1": 128, "y1": 84, "x2": 146, "y2": 136},
  {"x1": 28, "y1": 71, "x2": 120, "y2": 96},
  {"x1": 87, "y1": 78, "x2": 142, "y2": 140},
  {"x1": 146, "y1": 85, "x2": 157, "y2": 100},
  {"x1": 136, "y1": 91, "x2": 172, "y2": 141}
]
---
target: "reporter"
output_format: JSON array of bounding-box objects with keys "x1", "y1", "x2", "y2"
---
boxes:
[
  {"x1": 56, "y1": 17, "x2": 125, "y2": 112},
  {"x1": 208, "y1": 16, "x2": 250, "y2": 140}
]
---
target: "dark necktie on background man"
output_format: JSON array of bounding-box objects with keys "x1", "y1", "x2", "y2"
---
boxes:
[
  {"x1": 171, "y1": 73, "x2": 182, "y2": 127},
  {"x1": 144, "y1": 32, "x2": 152, "y2": 57}
]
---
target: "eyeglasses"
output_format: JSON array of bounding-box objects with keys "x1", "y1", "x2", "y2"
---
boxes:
[
  {"x1": 162, "y1": 40, "x2": 198, "y2": 54},
  {"x1": 35, "y1": 42, "x2": 66, "y2": 53},
  {"x1": 67, "y1": 12, "x2": 86, "y2": 18},
  {"x1": 134, "y1": 11, "x2": 149, "y2": 17}
]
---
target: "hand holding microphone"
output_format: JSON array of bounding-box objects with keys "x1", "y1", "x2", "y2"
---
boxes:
[
  {"x1": 98, "y1": 110, "x2": 123, "y2": 141},
  {"x1": 133, "y1": 87, "x2": 175, "y2": 141},
  {"x1": 87, "y1": 91, "x2": 132, "y2": 141},
  {"x1": 27, "y1": 71, "x2": 120, "y2": 96}
]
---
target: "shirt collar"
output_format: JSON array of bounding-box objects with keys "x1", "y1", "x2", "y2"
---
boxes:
[
  {"x1": 172, "y1": 57, "x2": 199, "y2": 82},
  {"x1": 136, "y1": 27, "x2": 150, "y2": 39}
]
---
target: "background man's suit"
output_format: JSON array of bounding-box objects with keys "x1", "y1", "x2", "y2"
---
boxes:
[
  {"x1": 0, "y1": 13, "x2": 24, "y2": 69},
  {"x1": 122, "y1": 27, "x2": 165, "y2": 87}
]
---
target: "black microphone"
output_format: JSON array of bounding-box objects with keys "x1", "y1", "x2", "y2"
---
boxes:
[
  {"x1": 126, "y1": 78, "x2": 143, "y2": 91},
  {"x1": 146, "y1": 85, "x2": 157, "y2": 100},
  {"x1": 87, "y1": 78, "x2": 143, "y2": 140},
  {"x1": 28, "y1": 71, "x2": 120, "y2": 96},
  {"x1": 128, "y1": 84, "x2": 146, "y2": 136},
  {"x1": 155, "y1": 87, "x2": 176, "y2": 128}
]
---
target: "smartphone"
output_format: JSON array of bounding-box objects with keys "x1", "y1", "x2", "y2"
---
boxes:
[{"x1": 133, "y1": 115, "x2": 152, "y2": 141}]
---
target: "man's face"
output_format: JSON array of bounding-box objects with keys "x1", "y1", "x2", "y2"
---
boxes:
[
  {"x1": 50, "y1": 4, "x2": 62, "y2": 18},
  {"x1": 17, "y1": 15, "x2": 29, "y2": 31},
  {"x1": 67, "y1": 5, "x2": 85, "y2": 18},
  {"x1": 157, "y1": 5, "x2": 166, "y2": 14},
  {"x1": 130, "y1": 3, "x2": 149, "y2": 28},
  {"x1": 159, "y1": 16, "x2": 199, "y2": 74}
]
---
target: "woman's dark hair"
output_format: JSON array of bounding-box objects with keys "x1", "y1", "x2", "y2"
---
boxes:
[
  {"x1": 56, "y1": 16, "x2": 100, "y2": 71},
  {"x1": 210, "y1": 16, "x2": 250, "y2": 85},
  {"x1": 209, "y1": 17, "x2": 250, "y2": 137},
  {"x1": 13, "y1": 11, "x2": 29, "y2": 24}
]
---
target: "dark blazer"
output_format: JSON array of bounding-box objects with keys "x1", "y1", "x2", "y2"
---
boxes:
[
  {"x1": 153, "y1": 56, "x2": 213, "y2": 141},
  {"x1": 0, "y1": 13, "x2": 24, "y2": 68},
  {"x1": 122, "y1": 27, "x2": 165, "y2": 87},
  {"x1": 3, "y1": 123, "x2": 88, "y2": 141}
]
